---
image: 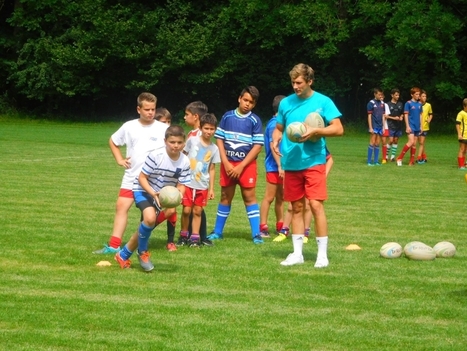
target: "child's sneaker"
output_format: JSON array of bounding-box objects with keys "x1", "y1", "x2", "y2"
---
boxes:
[
  {"x1": 137, "y1": 251, "x2": 154, "y2": 272},
  {"x1": 260, "y1": 229, "x2": 270, "y2": 238},
  {"x1": 396, "y1": 159, "x2": 402, "y2": 166},
  {"x1": 114, "y1": 251, "x2": 131, "y2": 269},
  {"x1": 274, "y1": 227, "x2": 289, "y2": 242},
  {"x1": 253, "y1": 235, "x2": 264, "y2": 244},
  {"x1": 93, "y1": 244, "x2": 120, "y2": 254},
  {"x1": 280, "y1": 253, "x2": 304, "y2": 266},
  {"x1": 166, "y1": 243, "x2": 177, "y2": 252},
  {"x1": 207, "y1": 232, "x2": 223, "y2": 240},
  {"x1": 176, "y1": 236, "x2": 188, "y2": 247},
  {"x1": 201, "y1": 238, "x2": 214, "y2": 247},
  {"x1": 189, "y1": 240, "x2": 201, "y2": 248}
]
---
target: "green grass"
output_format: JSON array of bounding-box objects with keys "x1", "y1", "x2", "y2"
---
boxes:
[{"x1": 1, "y1": 116, "x2": 466, "y2": 350}]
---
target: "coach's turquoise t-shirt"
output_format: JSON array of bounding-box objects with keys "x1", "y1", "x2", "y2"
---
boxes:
[{"x1": 276, "y1": 91, "x2": 341, "y2": 171}]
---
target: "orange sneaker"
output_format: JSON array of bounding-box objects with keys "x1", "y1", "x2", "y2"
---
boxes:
[
  {"x1": 137, "y1": 250, "x2": 154, "y2": 272},
  {"x1": 114, "y1": 251, "x2": 131, "y2": 269},
  {"x1": 166, "y1": 242, "x2": 177, "y2": 252}
]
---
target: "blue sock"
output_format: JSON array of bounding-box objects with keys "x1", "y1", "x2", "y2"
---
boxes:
[
  {"x1": 213, "y1": 204, "x2": 231, "y2": 234},
  {"x1": 367, "y1": 145, "x2": 373, "y2": 163},
  {"x1": 374, "y1": 146, "x2": 380, "y2": 163},
  {"x1": 119, "y1": 245, "x2": 133, "y2": 261},
  {"x1": 138, "y1": 222, "x2": 155, "y2": 253},
  {"x1": 246, "y1": 204, "x2": 260, "y2": 238}
]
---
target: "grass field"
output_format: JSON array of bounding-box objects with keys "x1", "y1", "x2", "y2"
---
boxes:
[{"x1": 1, "y1": 116, "x2": 466, "y2": 350}]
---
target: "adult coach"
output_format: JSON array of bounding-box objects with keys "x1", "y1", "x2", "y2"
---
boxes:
[{"x1": 272, "y1": 63, "x2": 343, "y2": 268}]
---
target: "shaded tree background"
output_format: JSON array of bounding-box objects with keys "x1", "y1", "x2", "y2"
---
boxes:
[{"x1": 1, "y1": 0, "x2": 466, "y2": 127}]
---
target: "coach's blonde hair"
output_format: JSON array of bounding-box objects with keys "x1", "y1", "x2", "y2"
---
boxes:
[{"x1": 289, "y1": 63, "x2": 315, "y2": 82}]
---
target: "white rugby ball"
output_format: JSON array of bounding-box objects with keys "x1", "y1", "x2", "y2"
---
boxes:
[
  {"x1": 286, "y1": 122, "x2": 307, "y2": 143},
  {"x1": 304, "y1": 112, "x2": 325, "y2": 142},
  {"x1": 432, "y1": 241, "x2": 456, "y2": 258},
  {"x1": 403, "y1": 241, "x2": 425, "y2": 253},
  {"x1": 404, "y1": 242, "x2": 436, "y2": 261},
  {"x1": 380, "y1": 242, "x2": 403, "y2": 259}
]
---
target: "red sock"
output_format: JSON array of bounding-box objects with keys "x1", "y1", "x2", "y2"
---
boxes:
[
  {"x1": 410, "y1": 146, "x2": 416, "y2": 163},
  {"x1": 422, "y1": 153, "x2": 426, "y2": 160},
  {"x1": 109, "y1": 236, "x2": 122, "y2": 249},
  {"x1": 260, "y1": 223, "x2": 268, "y2": 232},
  {"x1": 168, "y1": 212, "x2": 177, "y2": 227},
  {"x1": 276, "y1": 221, "x2": 284, "y2": 232},
  {"x1": 398, "y1": 145, "x2": 409, "y2": 160},
  {"x1": 156, "y1": 211, "x2": 167, "y2": 225},
  {"x1": 458, "y1": 157, "x2": 465, "y2": 168},
  {"x1": 382, "y1": 145, "x2": 387, "y2": 160}
]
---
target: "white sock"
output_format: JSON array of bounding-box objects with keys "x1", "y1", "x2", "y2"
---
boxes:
[
  {"x1": 316, "y1": 236, "x2": 328, "y2": 259},
  {"x1": 292, "y1": 234, "x2": 304, "y2": 255}
]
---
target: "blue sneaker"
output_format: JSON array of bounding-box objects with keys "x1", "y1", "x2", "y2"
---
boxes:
[
  {"x1": 374, "y1": 162, "x2": 381, "y2": 166},
  {"x1": 253, "y1": 235, "x2": 264, "y2": 244},
  {"x1": 207, "y1": 232, "x2": 223, "y2": 240},
  {"x1": 93, "y1": 244, "x2": 120, "y2": 254},
  {"x1": 367, "y1": 163, "x2": 374, "y2": 166}
]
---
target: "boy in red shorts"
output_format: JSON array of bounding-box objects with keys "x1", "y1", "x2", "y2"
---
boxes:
[
  {"x1": 259, "y1": 95, "x2": 286, "y2": 238},
  {"x1": 180, "y1": 113, "x2": 221, "y2": 247},
  {"x1": 207, "y1": 86, "x2": 265, "y2": 244}
]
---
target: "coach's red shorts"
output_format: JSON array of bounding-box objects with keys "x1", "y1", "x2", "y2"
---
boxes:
[
  {"x1": 220, "y1": 160, "x2": 257, "y2": 188},
  {"x1": 119, "y1": 188, "x2": 134, "y2": 198},
  {"x1": 266, "y1": 171, "x2": 283, "y2": 185},
  {"x1": 283, "y1": 164, "x2": 327, "y2": 202},
  {"x1": 182, "y1": 186, "x2": 208, "y2": 207}
]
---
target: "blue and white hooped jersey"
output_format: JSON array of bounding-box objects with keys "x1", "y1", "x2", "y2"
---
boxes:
[{"x1": 214, "y1": 109, "x2": 264, "y2": 162}]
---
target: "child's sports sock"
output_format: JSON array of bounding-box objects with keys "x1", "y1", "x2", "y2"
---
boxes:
[
  {"x1": 398, "y1": 144, "x2": 409, "y2": 159},
  {"x1": 190, "y1": 233, "x2": 200, "y2": 243},
  {"x1": 276, "y1": 221, "x2": 284, "y2": 232},
  {"x1": 137, "y1": 222, "x2": 155, "y2": 253},
  {"x1": 213, "y1": 204, "x2": 231, "y2": 234},
  {"x1": 166, "y1": 213, "x2": 177, "y2": 243},
  {"x1": 410, "y1": 146, "x2": 416, "y2": 163},
  {"x1": 156, "y1": 211, "x2": 167, "y2": 225},
  {"x1": 422, "y1": 153, "x2": 427, "y2": 160},
  {"x1": 292, "y1": 234, "x2": 304, "y2": 255},
  {"x1": 458, "y1": 157, "x2": 465, "y2": 168},
  {"x1": 373, "y1": 146, "x2": 380, "y2": 163},
  {"x1": 109, "y1": 236, "x2": 121, "y2": 249},
  {"x1": 119, "y1": 245, "x2": 133, "y2": 261},
  {"x1": 391, "y1": 144, "x2": 398, "y2": 159},
  {"x1": 316, "y1": 236, "x2": 329, "y2": 259},
  {"x1": 382, "y1": 144, "x2": 388, "y2": 160},
  {"x1": 246, "y1": 204, "x2": 260, "y2": 238},
  {"x1": 200, "y1": 210, "x2": 207, "y2": 237},
  {"x1": 260, "y1": 223, "x2": 268, "y2": 232},
  {"x1": 367, "y1": 145, "x2": 373, "y2": 163}
]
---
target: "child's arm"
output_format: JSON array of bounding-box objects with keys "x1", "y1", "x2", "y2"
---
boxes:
[
  {"x1": 109, "y1": 138, "x2": 131, "y2": 168},
  {"x1": 404, "y1": 112, "x2": 411, "y2": 133},
  {"x1": 208, "y1": 163, "x2": 216, "y2": 199},
  {"x1": 456, "y1": 123, "x2": 462, "y2": 140},
  {"x1": 138, "y1": 172, "x2": 161, "y2": 208},
  {"x1": 270, "y1": 141, "x2": 283, "y2": 178},
  {"x1": 229, "y1": 144, "x2": 262, "y2": 179},
  {"x1": 367, "y1": 113, "x2": 373, "y2": 133},
  {"x1": 216, "y1": 138, "x2": 233, "y2": 173}
]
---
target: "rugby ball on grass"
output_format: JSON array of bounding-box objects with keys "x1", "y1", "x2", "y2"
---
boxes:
[
  {"x1": 404, "y1": 242, "x2": 436, "y2": 261},
  {"x1": 432, "y1": 241, "x2": 456, "y2": 258},
  {"x1": 380, "y1": 242, "x2": 403, "y2": 259},
  {"x1": 285, "y1": 122, "x2": 307, "y2": 143},
  {"x1": 158, "y1": 185, "x2": 181, "y2": 208}
]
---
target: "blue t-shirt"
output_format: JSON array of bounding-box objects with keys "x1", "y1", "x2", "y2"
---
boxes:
[
  {"x1": 214, "y1": 109, "x2": 264, "y2": 162},
  {"x1": 264, "y1": 116, "x2": 280, "y2": 172},
  {"x1": 276, "y1": 91, "x2": 341, "y2": 171},
  {"x1": 367, "y1": 99, "x2": 385, "y2": 129},
  {"x1": 404, "y1": 100, "x2": 422, "y2": 132}
]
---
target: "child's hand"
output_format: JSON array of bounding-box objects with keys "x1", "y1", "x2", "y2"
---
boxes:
[
  {"x1": 208, "y1": 190, "x2": 215, "y2": 200},
  {"x1": 118, "y1": 157, "x2": 131, "y2": 169}
]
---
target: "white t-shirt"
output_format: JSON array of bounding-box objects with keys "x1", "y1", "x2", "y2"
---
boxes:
[
  {"x1": 111, "y1": 119, "x2": 168, "y2": 189},
  {"x1": 133, "y1": 149, "x2": 191, "y2": 193},
  {"x1": 183, "y1": 136, "x2": 220, "y2": 190}
]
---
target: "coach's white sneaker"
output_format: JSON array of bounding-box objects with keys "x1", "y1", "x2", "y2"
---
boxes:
[
  {"x1": 314, "y1": 257, "x2": 329, "y2": 268},
  {"x1": 280, "y1": 253, "x2": 304, "y2": 266}
]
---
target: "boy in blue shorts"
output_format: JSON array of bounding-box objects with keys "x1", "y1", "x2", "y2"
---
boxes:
[
  {"x1": 180, "y1": 113, "x2": 221, "y2": 247},
  {"x1": 385, "y1": 89, "x2": 404, "y2": 161},
  {"x1": 207, "y1": 86, "x2": 265, "y2": 244},
  {"x1": 272, "y1": 63, "x2": 344, "y2": 268},
  {"x1": 93, "y1": 93, "x2": 168, "y2": 254},
  {"x1": 396, "y1": 87, "x2": 423, "y2": 166},
  {"x1": 259, "y1": 95, "x2": 286, "y2": 238},
  {"x1": 115, "y1": 126, "x2": 191, "y2": 271},
  {"x1": 366, "y1": 88, "x2": 385, "y2": 166}
]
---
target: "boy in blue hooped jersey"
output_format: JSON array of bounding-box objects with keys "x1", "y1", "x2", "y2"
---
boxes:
[
  {"x1": 366, "y1": 88, "x2": 385, "y2": 166},
  {"x1": 207, "y1": 86, "x2": 265, "y2": 244}
]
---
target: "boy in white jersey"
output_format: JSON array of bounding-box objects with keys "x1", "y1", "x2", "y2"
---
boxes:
[
  {"x1": 176, "y1": 101, "x2": 210, "y2": 246},
  {"x1": 93, "y1": 93, "x2": 168, "y2": 254},
  {"x1": 115, "y1": 126, "x2": 191, "y2": 271},
  {"x1": 180, "y1": 113, "x2": 221, "y2": 247}
]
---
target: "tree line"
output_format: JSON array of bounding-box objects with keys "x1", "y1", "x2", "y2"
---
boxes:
[{"x1": 1, "y1": 0, "x2": 466, "y2": 127}]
